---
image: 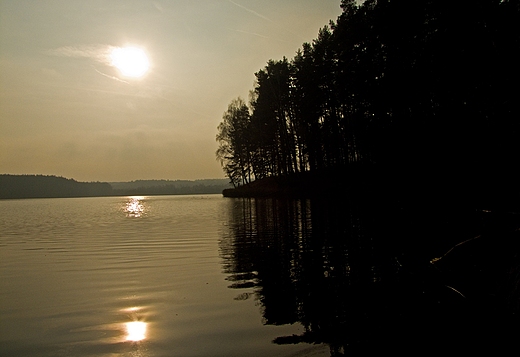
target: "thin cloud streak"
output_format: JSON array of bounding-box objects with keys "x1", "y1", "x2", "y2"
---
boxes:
[
  {"x1": 227, "y1": 28, "x2": 269, "y2": 39},
  {"x1": 228, "y1": 0, "x2": 273, "y2": 22},
  {"x1": 46, "y1": 44, "x2": 113, "y2": 65},
  {"x1": 93, "y1": 67, "x2": 130, "y2": 84}
]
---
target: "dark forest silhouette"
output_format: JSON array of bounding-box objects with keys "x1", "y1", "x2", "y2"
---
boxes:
[
  {"x1": 216, "y1": 0, "x2": 520, "y2": 208},
  {"x1": 0, "y1": 175, "x2": 231, "y2": 199},
  {"x1": 0, "y1": 175, "x2": 113, "y2": 199},
  {"x1": 109, "y1": 179, "x2": 231, "y2": 196}
]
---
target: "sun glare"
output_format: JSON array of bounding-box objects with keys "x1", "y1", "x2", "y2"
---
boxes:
[
  {"x1": 110, "y1": 46, "x2": 150, "y2": 78},
  {"x1": 124, "y1": 196, "x2": 146, "y2": 217},
  {"x1": 125, "y1": 321, "x2": 147, "y2": 341}
]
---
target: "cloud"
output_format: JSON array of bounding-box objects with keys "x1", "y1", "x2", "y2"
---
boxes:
[
  {"x1": 92, "y1": 67, "x2": 130, "y2": 84},
  {"x1": 226, "y1": 28, "x2": 269, "y2": 39},
  {"x1": 228, "y1": 0, "x2": 272, "y2": 22},
  {"x1": 153, "y1": 1, "x2": 164, "y2": 12},
  {"x1": 46, "y1": 44, "x2": 135, "y2": 83},
  {"x1": 46, "y1": 44, "x2": 114, "y2": 66}
]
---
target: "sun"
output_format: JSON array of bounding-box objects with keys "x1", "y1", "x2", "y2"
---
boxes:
[{"x1": 110, "y1": 46, "x2": 150, "y2": 78}]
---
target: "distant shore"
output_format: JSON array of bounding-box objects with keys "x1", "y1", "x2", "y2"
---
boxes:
[{"x1": 0, "y1": 174, "x2": 231, "y2": 199}]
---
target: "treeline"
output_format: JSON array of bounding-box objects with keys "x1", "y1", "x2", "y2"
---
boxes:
[
  {"x1": 110, "y1": 179, "x2": 231, "y2": 196},
  {"x1": 0, "y1": 175, "x2": 112, "y2": 199},
  {"x1": 0, "y1": 175, "x2": 231, "y2": 199},
  {"x1": 216, "y1": 0, "x2": 520, "y2": 202}
]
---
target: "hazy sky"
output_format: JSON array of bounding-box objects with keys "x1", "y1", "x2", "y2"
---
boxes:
[{"x1": 0, "y1": 0, "x2": 343, "y2": 182}]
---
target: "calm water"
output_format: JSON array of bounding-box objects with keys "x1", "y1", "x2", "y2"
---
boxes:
[
  {"x1": 2, "y1": 194, "x2": 518, "y2": 356},
  {"x1": 0, "y1": 195, "x2": 329, "y2": 357}
]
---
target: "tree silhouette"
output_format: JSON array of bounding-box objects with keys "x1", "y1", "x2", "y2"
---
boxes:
[
  {"x1": 251, "y1": 58, "x2": 300, "y2": 177},
  {"x1": 216, "y1": 0, "x2": 520, "y2": 206},
  {"x1": 216, "y1": 97, "x2": 253, "y2": 187}
]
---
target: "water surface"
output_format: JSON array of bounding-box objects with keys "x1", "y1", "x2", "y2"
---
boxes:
[
  {"x1": 3, "y1": 194, "x2": 518, "y2": 356},
  {"x1": 0, "y1": 195, "x2": 328, "y2": 357}
]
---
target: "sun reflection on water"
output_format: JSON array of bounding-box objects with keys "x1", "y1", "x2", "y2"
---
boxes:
[
  {"x1": 124, "y1": 196, "x2": 146, "y2": 217},
  {"x1": 125, "y1": 321, "x2": 147, "y2": 341},
  {"x1": 122, "y1": 306, "x2": 148, "y2": 342}
]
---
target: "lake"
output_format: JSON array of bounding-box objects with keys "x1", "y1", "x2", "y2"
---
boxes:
[
  {"x1": 1, "y1": 194, "x2": 519, "y2": 356},
  {"x1": 1, "y1": 195, "x2": 333, "y2": 357}
]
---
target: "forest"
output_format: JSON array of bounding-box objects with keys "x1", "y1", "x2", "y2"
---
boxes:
[
  {"x1": 0, "y1": 175, "x2": 113, "y2": 199},
  {"x1": 0, "y1": 175, "x2": 231, "y2": 199},
  {"x1": 216, "y1": 0, "x2": 520, "y2": 207}
]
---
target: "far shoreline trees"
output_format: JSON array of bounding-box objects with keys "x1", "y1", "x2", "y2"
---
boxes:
[
  {"x1": 216, "y1": 0, "x2": 520, "y2": 204},
  {"x1": 0, "y1": 175, "x2": 231, "y2": 199}
]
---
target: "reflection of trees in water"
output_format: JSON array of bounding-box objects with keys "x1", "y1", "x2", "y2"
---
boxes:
[
  {"x1": 219, "y1": 197, "x2": 402, "y2": 353},
  {"x1": 220, "y1": 198, "x2": 307, "y2": 325},
  {"x1": 219, "y1": 197, "x2": 520, "y2": 355}
]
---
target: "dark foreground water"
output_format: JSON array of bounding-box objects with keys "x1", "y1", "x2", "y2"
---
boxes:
[{"x1": 1, "y1": 194, "x2": 520, "y2": 356}]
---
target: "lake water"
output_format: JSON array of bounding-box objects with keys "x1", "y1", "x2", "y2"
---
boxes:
[
  {"x1": 0, "y1": 195, "x2": 332, "y2": 357},
  {"x1": 1, "y1": 194, "x2": 519, "y2": 356}
]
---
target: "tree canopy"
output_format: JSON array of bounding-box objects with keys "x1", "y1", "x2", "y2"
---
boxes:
[{"x1": 216, "y1": 0, "x2": 520, "y2": 203}]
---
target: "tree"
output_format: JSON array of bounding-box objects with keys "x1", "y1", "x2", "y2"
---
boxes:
[
  {"x1": 216, "y1": 97, "x2": 252, "y2": 187},
  {"x1": 251, "y1": 58, "x2": 300, "y2": 177}
]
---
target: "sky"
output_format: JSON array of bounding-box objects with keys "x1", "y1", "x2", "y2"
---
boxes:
[{"x1": 0, "y1": 0, "x2": 344, "y2": 182}]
